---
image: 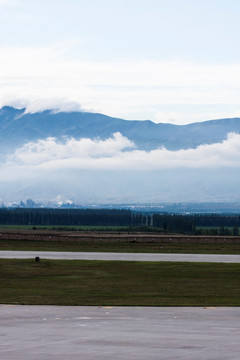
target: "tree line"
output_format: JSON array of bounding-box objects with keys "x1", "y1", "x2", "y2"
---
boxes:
[
  {"x1": 152, "y1": 214, "x2": 240, "y2": 235},
  {"x1": 0, "y1": 208, "x2": 240, "y2": 235},
  {"x1": 0, "y1": 208, "x2": 148, "y2": 227}
]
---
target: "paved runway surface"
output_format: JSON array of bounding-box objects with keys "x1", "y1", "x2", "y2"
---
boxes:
[
  {"x1": 1, "y1": 250, "x2": 240, "y2": 262},
  {"x1": 0, "y1": 306, "x2": 239, "y2": 360}
]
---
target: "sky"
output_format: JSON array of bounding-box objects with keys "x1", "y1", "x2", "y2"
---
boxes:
[
  {"x1": 1, "y1": 0, "x2": 240, "y2": 203},
  {"x1": 1, "y1": 0, "x2": 240, "y2": 124}
]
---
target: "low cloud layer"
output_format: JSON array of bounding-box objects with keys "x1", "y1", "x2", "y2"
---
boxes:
[
  {"x1": 5, "y1": 132, "x2": 240, "y2": 172},
  {"x1": 1, "y1": 132, "x2": 240, "y2": 203}
]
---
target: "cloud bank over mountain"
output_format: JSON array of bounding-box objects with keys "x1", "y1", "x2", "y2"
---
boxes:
[{"x1": 7, "y1": 132, "x2": 240, "y2": 171}]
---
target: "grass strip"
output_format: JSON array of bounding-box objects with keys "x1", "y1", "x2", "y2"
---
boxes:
[
  {"x1": 0, "y1": 259, "x2": 239, "y2": 306},
  {"x1": 0, "y1": 225, "x2": 129, "y2": 231},
  {"x1": 1, "y1": 239, "x2": 240, "y2": 254}
]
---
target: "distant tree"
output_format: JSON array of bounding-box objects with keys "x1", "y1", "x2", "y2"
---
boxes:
[{"x1": 232, "y1": 227, "x2": 239, "y2": 236}]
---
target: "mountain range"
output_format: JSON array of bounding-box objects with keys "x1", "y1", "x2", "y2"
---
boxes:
[
  {"x1": 1, "y1": 106, "x2": 240, "y2": 205},
  {"x1": 1, "y1": 106, "x2": 240, "y2": 154}
]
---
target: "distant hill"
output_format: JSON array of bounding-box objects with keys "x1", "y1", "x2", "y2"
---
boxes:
[
  {"x1": 1, "y1": 106, "x2": 240, "y2": 155},
  {"x1": 1, "y1": 106, "x2": 240, "y2": 204}
]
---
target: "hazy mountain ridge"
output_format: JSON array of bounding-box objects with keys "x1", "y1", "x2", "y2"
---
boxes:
[
  {"x1": 1, "y1": 106, "x2": 240, "y2": 154},
  {"x1": 1, "y1": 106, "x2": 240, "y2": 204}
]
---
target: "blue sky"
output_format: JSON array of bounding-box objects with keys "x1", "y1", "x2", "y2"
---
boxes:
[{"x1": 1, "y1": 0, "x2": 240, "y2": 123}]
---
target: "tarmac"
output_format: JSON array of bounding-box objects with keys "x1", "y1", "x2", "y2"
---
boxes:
[
  {"x1": 1, "y1": 250, "x2": 240, "y2": 262},
  {"x1": 0, "y1": 306, "x2": 239, "y2": 360}
]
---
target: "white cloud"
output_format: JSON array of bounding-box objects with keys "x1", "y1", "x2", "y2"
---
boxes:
[
  {"x1": 1, "y1": 132, "x2": 240, "y2": 203},
  {"x1": 1, "y1": 44, "x2": 240, "y2": 122},
  {"x1": 9, "y1": 133, "x2": 135, "y2": 166},
  {"x1": 4, "y1": 132, "x2": 240, "y2": 173},
  {"x1": 6, "y1": 97, "x2": 84, "y2": 114},
  {"x1": 155, "y1": 109, "x2": 240, "y2": 125}
]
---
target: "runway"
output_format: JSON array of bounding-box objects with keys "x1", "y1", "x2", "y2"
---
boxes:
[
  {"x1": 0, "y1": 305, "x2": 239, "y2": 360},
  {"x1": 1, "y1": 250, "x2": 240, "y2": 262}
]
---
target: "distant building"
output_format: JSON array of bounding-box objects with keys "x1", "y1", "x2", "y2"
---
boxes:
[{"x1": 26, "y1": 199, "x2": 35, "y2": 208}]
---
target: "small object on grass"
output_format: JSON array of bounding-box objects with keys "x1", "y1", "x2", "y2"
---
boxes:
[{"x1": 35, "y1": 256, "x2": 40, "y2": 262}]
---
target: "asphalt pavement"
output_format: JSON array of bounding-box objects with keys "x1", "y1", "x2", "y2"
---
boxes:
[
  {"x1": 0, "y1": 251, "x2": 240, "y2": 262},
  {"x1": 0, "y1": 306, "x2": 239, "y2": 360}
]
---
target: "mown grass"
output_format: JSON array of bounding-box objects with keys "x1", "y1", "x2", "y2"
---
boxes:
[
  {"x1": 1, "y1": 224, "x2": 239, "y2": 234},
  {"x1": 0, "y1": 259, "x2": 239, "y2": 306},
  {"x1": 1, "y1": 239, "x2": 240, "y2": 254}
]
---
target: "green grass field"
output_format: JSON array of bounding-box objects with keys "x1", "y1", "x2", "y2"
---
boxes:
[
  {"x1": 0, "y1": 259, "x2": 239, "y2": 306},
  {"x1": 1, "y1": 239, "x2": 240, "y2": 254}
]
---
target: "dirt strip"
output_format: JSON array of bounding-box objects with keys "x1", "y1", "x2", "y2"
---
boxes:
[{"x1": 0, "y1": 229, "x2": 240, "y2": 243}]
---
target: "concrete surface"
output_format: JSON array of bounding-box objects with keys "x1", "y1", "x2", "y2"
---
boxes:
[
  {"x1": 0, "y1": 306, "x2": 239, "y2": 360},
  {"x1": 1, "y1": 251, "x2": 240, "y2": 262}
]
